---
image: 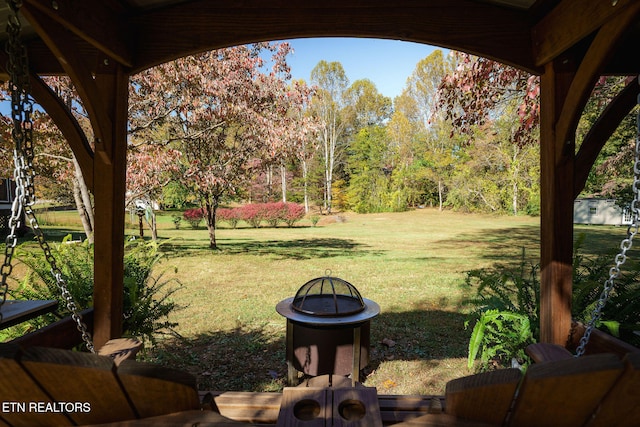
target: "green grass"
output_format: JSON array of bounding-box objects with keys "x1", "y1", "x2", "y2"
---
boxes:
[
  {"x1": 142, "y1": 209, "x2": 544, "y2": 395},
  {"x1": 23, "y1": 208, "x2": 637, "y2": 395}
]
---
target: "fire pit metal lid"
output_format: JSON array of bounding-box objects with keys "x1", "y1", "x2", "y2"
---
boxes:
[
  {"x1": 292, "y1": 276, "x2": 364, "y2": 316},
  {"x1": 276, "y1": 275, "x2": 380, "y2": 326}
]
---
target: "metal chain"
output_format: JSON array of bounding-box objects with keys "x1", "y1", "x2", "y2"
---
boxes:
[
  {"x1": 575, "y1": 78, "x2": 640, "y2": 357},
  {"x1": 2, "y1": 0, "x2": 94, "y2": 352}
]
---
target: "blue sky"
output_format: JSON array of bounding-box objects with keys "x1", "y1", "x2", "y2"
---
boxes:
[{"x1": 283, "y1": 38, "x2": 444, "y2": 100}]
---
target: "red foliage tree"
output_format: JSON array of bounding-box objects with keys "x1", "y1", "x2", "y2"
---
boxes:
[
  {"x1": 130, "y1": 42, "x2": 311, "y2": 249},
  {"x1": 436, "y1": 52, "x2": 539, "y2": 147}
]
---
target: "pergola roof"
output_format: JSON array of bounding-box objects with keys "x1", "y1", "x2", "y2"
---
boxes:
[{"x1": 0, "y1": 0, "x2": 638, "y2": 78}]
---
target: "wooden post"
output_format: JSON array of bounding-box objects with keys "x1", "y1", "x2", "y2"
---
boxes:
[
  {"x1": 92, "y1": 63, "x2": 129, "y2": 349},
  {"x1": 539, "y1": 60, "x2": 575, "y2": 346}
]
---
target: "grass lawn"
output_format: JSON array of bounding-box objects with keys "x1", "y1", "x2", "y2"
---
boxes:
[
  {"x1": 144, "y1": 208, "x2": 544, "y2": 395},
  {"x1": 27, "y1": 207, "x2": 635, "y2": 395}
]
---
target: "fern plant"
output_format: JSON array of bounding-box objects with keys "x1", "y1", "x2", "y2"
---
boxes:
[
  {"x1": 467, "y1": 309, "x2": 535, "y2": 370},
  {"x1": 572, "y1": 234, "x2": 640, "y2": 347},
  {"x1": 6, "y1": 236, "x2": 183, "y2": 346},
  {"x1": 464, "y1": 248, "x2": 539, "y2": 372}
]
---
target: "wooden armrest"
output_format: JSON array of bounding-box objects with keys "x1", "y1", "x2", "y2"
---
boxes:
[
  {"x1": 526, "y1": 343, "x2": 573, "y2": 363},
  {"x1": 98, "y1": 337, "x2": 143, "y2": 365}
]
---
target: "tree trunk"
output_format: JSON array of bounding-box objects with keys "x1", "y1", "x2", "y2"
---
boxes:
[
  {"x1": 203, "y1": 196, "x2": 218, "y2": 249},
  {"x1": 281, "y1": 163, "x2": 287, "y2": 203},
  {"x1": 150, "y1": 209, "x2": 158, "y2": 241},
  {"x1": 72, "y1": 155, "x2": 94, "y2": 243},
  {"x1": 266, "y1": 165, "x2": 273, "y2": 201},
  {"x1": 438, "y1": 179, "x2": 443, "y2": 211},
  {"x1": 302, "y1": 158, "x2": 309, "y2": 213}
]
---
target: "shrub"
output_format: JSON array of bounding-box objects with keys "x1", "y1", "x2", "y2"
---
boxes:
[
  {"x1": 310, "y1": 215, "x2": 321, "y2": 227},
  {"x1": 262, "y1": 202, "x2": 288, "y2": 227},
  {"x1": 239, "y1": 203, "x2": 265, "y2": 228},
  {"x1": 235, "y1": 203, "x2": 306, "y2": 228},
  {"x1": 183, "y1": 208, "x2": 204, "y2": 229},
  {"x1": 463, "y1": 249, "x2": 539, "y2": 372},
  {"x1": 572, "y1": 235, "x2": 640, "y2": 347},
  {"x1": 121, "y1": 240, "x2": 183, "y2": 345},
  {"x1": 5, "y1": 236, "x2": 183, "y2": 346},
  {"x1": 465, "y1": 240, "x2": 640, "y2": 371},
  {"x1": 217, "y1": 207, "x2": 241, "y2": 229},
  {"x1": 283, "y1": 203, "x2": 305, "y2": 227},
  {"x1": 171, "y1": 214, "x2": 182, "y2": 229}
]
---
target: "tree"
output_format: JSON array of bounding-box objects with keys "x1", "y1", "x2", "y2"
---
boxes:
[
  {"x1": 436, "y1": 52, "x2": 539, "y2": 148},
  {"x1": 131, "y1": 42, "x2": 306, "y2": 249},
  {"x1": 309, "y1": 60, "x2": 350, "y2": 214},
  {"x1": 126, "y1": 141, "x2": 181, "y2": 240},
  {"x1": 1, "y1": 79, "x2": 97, "y2": 242},
  {"x1": 390, "y1": 50, "x2": 456, "y2": 210},
  {"x1": 346, "y1": 126, "x2": 392, "y2": 213},
  {"x1": 578, "y1": 76, "x2": 636, "y2": 201},
  {"x1": 343, "y1": 79, "x2": 392, "y2": 130},
  {"x1": 433, "y1": 52, "x2": 541, "y2": 214}
]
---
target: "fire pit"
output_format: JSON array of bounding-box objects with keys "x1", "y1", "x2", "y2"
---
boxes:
[{"x1": 276, "y1": 274, "x2": 380, "y2": 386}]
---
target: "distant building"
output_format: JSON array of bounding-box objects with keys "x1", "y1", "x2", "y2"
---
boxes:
[
  {"x1": 0, "y1": 178, "x2": 27, "y2": 234},
  {"x1": 573, "y1": 198, "x2": 632, "y2": 226}
]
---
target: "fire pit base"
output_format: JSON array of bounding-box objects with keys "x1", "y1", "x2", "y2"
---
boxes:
[{"x1": 288, "y1": 321, "x2": 370, "y2": 377}]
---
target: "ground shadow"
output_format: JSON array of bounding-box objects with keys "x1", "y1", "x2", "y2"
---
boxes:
[
  {"x1": 159, "y1": 237, "x2": 383, "y2": 260},
  {"x1": 148, "y1": 306, "x2": 468, "y2": 393},
  {"x1": 448, "y1": 223, "x2": 638, "y2": 269}
]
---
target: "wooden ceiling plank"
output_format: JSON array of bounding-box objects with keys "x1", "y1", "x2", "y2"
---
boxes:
[
  {"x1": 533, "y1": 0, "x2": 638, "y2": 67},
  {"x1": 23, "y1": 0, "x2": 133, "y2": 68},
  {"x1": 133, "y1": 0, "x2": 538, "y2": 74}
]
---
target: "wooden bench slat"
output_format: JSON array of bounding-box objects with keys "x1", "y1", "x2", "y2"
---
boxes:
[
  {"x1": 445, "y1": 368, "x2": 522, "y2": 425},
  {"x1": 18, "y1": 346, "x2": 137, "y2": 425},
  {"x1": 384, "y1": 413, "x2": 497, "y2": 426},
  {"x1": 212, "y1": 391, "x2": 282, "y2": 423},
  {"x1": 526, "y1": 342, "x2": 573, "y2": 363},
  {"x1": 586, "y1": 352, "x2": 640, "y2": 427},
  {"x1": 0, "y1": 300, "x2": 58, "y2": 330},
  {"x1": 115, "y1": 359, "x2": 201, "y2": 419},
  {"x1": 0, "y1": 344, "x2": 72, "y2": 427},
  {"x1": 80, "y1": 409, "x2": 249, "y2": 426},
  {"x1": 508, "y1": 353, "x2": 624, "y2": 427}
]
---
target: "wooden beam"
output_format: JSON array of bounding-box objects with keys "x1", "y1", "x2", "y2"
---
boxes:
[
  {"x1": 133, "y1": 0, "x2": 537, "y2": 74},
  {"x1": 532, "y1": 0, "x2": 640, "y2": 67},
  {"x1": 23, "y1": 0, "x2": 133, "y2": 67},
  {"x1": 20, "y1": 5, "x2": 114, "y2": 150},
  {"x1": 539, "y1": 59, "x2": 575, "y2": 346},
  {"x1": 574, "y1": 77, "x2": 639, "y2": 198},
  {"x1": 91, "y1": 63, "x2": 129, "y2": 348},
  {"x1": 555, "y1": 6, "x2": 640, "y2": 156},
  {"x1": 28, "y1": 74, "x2": 95, "y2": 191},
  {"x1": 20, "y1": 3, "x2": 129, "y2": 347},
  {"x1": 535, "y1": 2, "x2": 640, "y2": 343}
]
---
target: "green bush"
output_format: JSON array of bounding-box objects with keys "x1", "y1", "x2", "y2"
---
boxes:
[
  {"x1": 463, "y1": 249, "x2": 539, "y2": 372},
  {"x1": 572, "y1": 234, "x2": 640, "y2": 347},
  {"x1": 3, "y1": 236, "x2": 183, "y2": 346},
  {"x1": 465, "y1": 239, "x2": 640, "y2": 372}
]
